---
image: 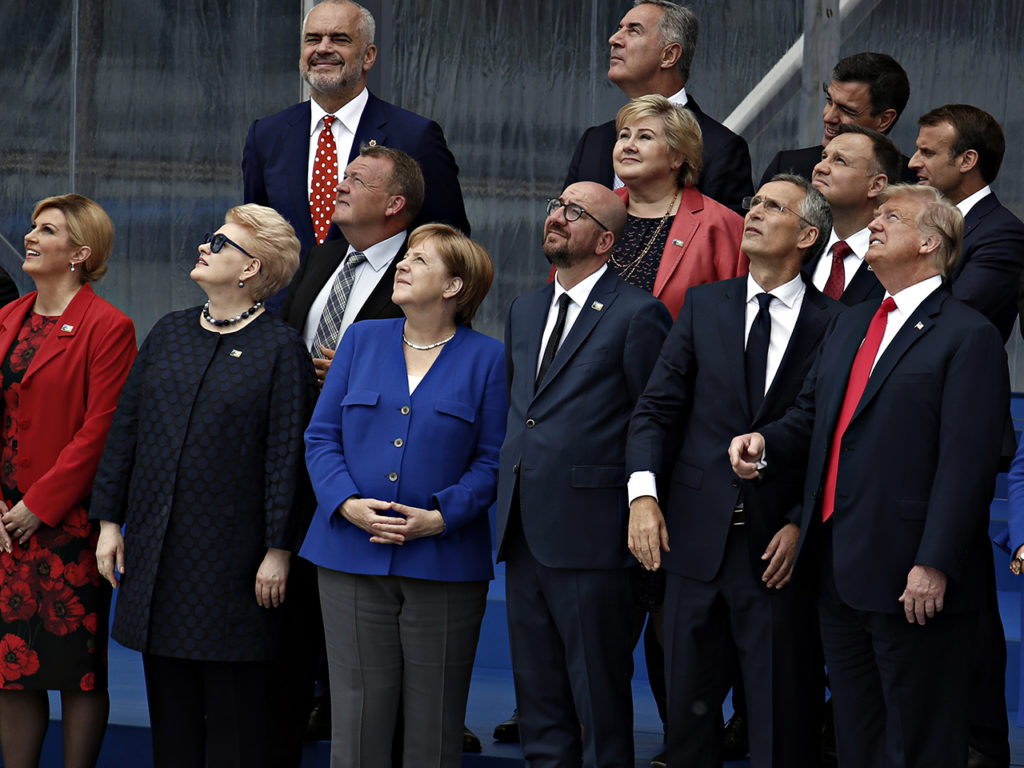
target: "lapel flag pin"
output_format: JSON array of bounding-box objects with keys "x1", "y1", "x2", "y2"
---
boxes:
[
  {"x1": 914, "y1": 322, "x2": 924, "y2": 330},
  {"x1": 61, "y1": 324, "x2": 74, "y2": 332},
  {"x1": 591, "y1": 301, "x2": 604, "y2": 311},
  {"x1": 229, "y1": 349, "x2": 243, "y2": 358},
  {"x1": 672, "y1": 239, "x2": 684, "y2": 247}
]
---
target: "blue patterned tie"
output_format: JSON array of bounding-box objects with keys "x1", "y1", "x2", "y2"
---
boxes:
[{"x1": 310, "y1": 250, "x2": 367, "y2": 356}]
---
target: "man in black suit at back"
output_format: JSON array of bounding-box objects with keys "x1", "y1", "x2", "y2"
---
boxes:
[
  {"x1": 565, "y1": 0, "x2": 753, "y2": 211},
  {"x1": 760, "y1": 52, "x2": 916, "y2": 187}
]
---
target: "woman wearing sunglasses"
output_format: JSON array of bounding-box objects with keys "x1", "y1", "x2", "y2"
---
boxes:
[
  {"x1": 0, "y1": 194, "x2": 135, "y2": 768},
  {"x1": 91, "y1": 204, "x2": 317, "y2": 768}
]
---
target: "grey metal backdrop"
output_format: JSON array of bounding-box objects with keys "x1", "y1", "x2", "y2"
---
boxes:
[{"x1": 2, "y1": 0, "x2": 1022, "y2": 381}]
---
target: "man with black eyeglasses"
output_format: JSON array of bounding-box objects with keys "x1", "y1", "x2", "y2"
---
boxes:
[
  {"x1": 496, "y1": 182, "x2": 672, "y2": 768},
  {"x1": 760, "y1": 52, "x2": 917, "y2": 187}
]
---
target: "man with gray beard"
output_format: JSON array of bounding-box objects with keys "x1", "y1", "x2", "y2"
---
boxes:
[{"x1": 243, "y1": 0, "x2": 469, "y2": 313}]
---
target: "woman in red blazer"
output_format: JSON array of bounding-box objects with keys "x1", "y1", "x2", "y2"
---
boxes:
[
  {"x1": 0, "y1": 194, "x2": 136, "y2": 768},
  {"x1": 611, "y1": 94, "x2": 747, "y2": 319}
]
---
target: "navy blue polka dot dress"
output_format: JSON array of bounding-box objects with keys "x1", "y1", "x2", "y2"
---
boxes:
[{"x1": 91, "y1": 308, "x2": 317, "y2": 661}]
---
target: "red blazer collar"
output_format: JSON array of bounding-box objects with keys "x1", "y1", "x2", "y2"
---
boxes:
[{"x1": 0, "y1": 284, "x2": 98, "y2": 382}]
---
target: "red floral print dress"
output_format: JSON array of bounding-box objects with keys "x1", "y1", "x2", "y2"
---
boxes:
[{"x1": 0, "y1": 313, "x2": 107, "y2": 691}]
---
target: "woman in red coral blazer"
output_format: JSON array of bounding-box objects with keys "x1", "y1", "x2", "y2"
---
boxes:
[
  {"x1": 610, "y1": 94, "x2": 746, "y2": 319},
  {"x1": 0, "y1": 194, "x2": 135, "y2": 768}
]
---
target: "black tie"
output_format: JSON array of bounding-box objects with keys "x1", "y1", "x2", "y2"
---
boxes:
[
  {"x1": 745, "y1": 292, "x2": 774, "y2": 412},
  {"x1": 536, "y1": 293, "x2": 571, "y2": 389}
]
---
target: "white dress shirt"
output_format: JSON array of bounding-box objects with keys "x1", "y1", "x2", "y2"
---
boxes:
[
  {"x1": 612, "y1": 87, "x2": 688, "y2": 190},
  {"x1": 536, "y1": 264, "x2": 608, "y2": 376},
  {"x1": 871, "y1": 275, "x2": 943, "y2": 372},
  {"x1": 628, "y1": 272, "x2": 806, "y2": 503},
  {"x1": 956, "y1": 184, "x2": 992, "y2": 218},
  {"x1": 302, "y1": 230, "x2": 407, "y2": 351},
  {"x1": 307, "y1": 88, "x2": 370, "y2": 197},
  {"x1": 812, "y1": 227, "x2": 871, "y2": 293}
]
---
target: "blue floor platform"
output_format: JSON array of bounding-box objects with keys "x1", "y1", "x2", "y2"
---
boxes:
[{"x1": 14, "y1": 397, "x2": 1024, "y2": 767}]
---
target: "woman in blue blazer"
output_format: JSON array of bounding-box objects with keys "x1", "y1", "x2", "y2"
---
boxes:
[{"x1": 301, "y1": 224, "x2": 506, "y2": 768}]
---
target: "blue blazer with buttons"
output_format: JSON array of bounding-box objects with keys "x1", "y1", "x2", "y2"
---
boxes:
[{"x1": 300, "y1": 318, "x2": 506, "y2": 581}]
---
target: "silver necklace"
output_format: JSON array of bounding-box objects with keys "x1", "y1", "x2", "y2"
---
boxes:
[{"x1": 402, "y1": 330, "x2": 456, "y2": 350}]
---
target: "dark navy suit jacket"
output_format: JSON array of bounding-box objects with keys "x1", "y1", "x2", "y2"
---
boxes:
[
  {"x1": 243, "y1": 92, "x2": 470, "y2": 311},
  {"x1": 496, "y1": 268, "x2": 672, "y2": 570},
  {"x1": 564, "y1": 96, "x2": 753, "y2": 212},
  {"x1": 759, "y1": 144, "x2": 917, "y2": 187},
  {"x1": 627, "y1": 276, "x2": 842, "y2": 581},
  {"x1": 761, "y1": 287, "x2": 1008, "y2": 614},
  {"x1": 949, "y1": 191, "x2": 1024, "y2": 343}
]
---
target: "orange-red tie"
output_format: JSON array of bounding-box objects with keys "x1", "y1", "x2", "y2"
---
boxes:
[
  {"x1": 821, "y1": 297, "x2": 897, "y2": 521},
  {"x1": 310, "y1": 115, "x2": 338, "y2": 245}
]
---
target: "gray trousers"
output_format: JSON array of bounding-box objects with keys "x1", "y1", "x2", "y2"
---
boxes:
[{"x1": 317, "y1": 568, "x2": 488, "y2": 768}]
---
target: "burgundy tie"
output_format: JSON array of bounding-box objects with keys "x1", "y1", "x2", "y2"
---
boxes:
[
  {"x1": 821, "y1": 297, "x2": 898, "y2": 521},
  {"x1": 310, "y1": 115, "x2": 338, "y2": 245},
  {"x1": 823, "y1": 241, "x2": 852, "y2": 300}
]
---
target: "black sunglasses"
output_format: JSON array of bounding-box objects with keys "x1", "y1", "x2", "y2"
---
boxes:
[{"x1": 202, "y1": 232, "x2": 256, "y2": 260}]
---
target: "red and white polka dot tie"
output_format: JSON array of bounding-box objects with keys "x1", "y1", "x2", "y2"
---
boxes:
[{"x1": 310, "y1": 115, "x2": 338, "y2": 245}]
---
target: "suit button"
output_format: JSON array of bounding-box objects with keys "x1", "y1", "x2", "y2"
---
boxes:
[
  {"x1": 387, "y1": 472, "x2": 398, "y2": 482},
  {"x1": 731, "y1": 478, "x2": 739, "y2": 488},
  {"x1": 394, "y1": 438, "x2": 404, "y2": 447},
  {"x1": 526, "y1": 418, "x2": 536, "y2": 428},
  {"x1": 401, "y1": 406, "x2": 410, "y2": 415}
]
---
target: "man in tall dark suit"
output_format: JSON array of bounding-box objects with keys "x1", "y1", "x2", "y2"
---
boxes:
[
  {"x1": 807, "y1": 124, "x2": 901, "y2": 306},
  {"x1": 496, "y1": 182, "x2": 672, "y2": 767},
  {"x1": 760, "y1": 52, "x2": 916, "y2": 187},
  {"x1": 730, "y1": 184, "x2": 1009, "y2": 768},
  {"x1": 910, "y1": 104, "x2": 1024, "y2": 768},
  {"x1": 270, "y1": 144, "x2": 422, "y2": 766},
  {"x1": 243, "y1": 0, "x2": 469, "y2": 312},
  {"x1": 627, "y1": 174, "x2": 840, "y2": 768},
  {"x1": 564, "y1": 0, "x2": 752, "y2": 211}
]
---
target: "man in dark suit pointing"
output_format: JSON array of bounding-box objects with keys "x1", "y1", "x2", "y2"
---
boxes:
[
  {"x1": 496, "y1": 182, "x2": 672, "y2": 767},
  {"x1": 730, "y1": 184, "x2": 1009, "y2": 768},
  {"x1": 627, "y1": 174, "x2": 840, "y2": 767}
]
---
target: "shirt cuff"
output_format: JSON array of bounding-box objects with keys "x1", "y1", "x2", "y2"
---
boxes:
[{"x1": 628, "y1": 471, "x2": 658, "y2": 505}]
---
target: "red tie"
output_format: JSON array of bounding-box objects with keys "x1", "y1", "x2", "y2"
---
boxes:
[
  {"x1": 821, "y1": 297, "x2": 898, "y2": 521},
  {"x1": 822, "y1": 241, "x2": 852, "y2": 300},
  {"x1": 310, "y1": 115, "x2": 338, "y2": 245}
]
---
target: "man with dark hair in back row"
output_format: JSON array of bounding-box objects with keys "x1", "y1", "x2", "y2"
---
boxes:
[{"x1": 760, "y1": 51, "x2": 917, "y2": 187}]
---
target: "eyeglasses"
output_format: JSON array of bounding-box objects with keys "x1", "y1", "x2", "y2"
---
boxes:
[
  {"x1": 202, "y1": 232, "x2": 256, "y2": 260},
  {"x1": 742, "y1": 196, "x2": 814, "y2": 228},
  {"x1": 546, "y1": 198, "x2": 610, "y2": 232}
]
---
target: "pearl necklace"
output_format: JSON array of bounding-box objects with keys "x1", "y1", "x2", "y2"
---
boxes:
[
  {"x1": 202, "y1": 300, "x2": 263, "y2": 327},
  {"x1": 402, "y1": 330, "x2": 456, "y2": 350}
]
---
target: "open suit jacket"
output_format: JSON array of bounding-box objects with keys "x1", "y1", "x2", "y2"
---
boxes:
[
  {"x1": 951, "y1": 191, "x2": 1024, "y2": 343},
  {"x1": 495, "y1": 268, "x2": 673, "y2": 569},
  {"x1": 802, "y1": 249, "x2": 883, "y2": 307},
  {"x1": 279, "y1": 233, "x2": 407, "y2": 338},
  {"x1": 243, "y1": 91, "x2": 470, "y2": 259},
  {"x1": 564, "y1": 96, "x2": 754, "y2": 212},
  {"x1": 627, "y1": 275, "x2": 843, "y2": 581},
  {"x1": 761, "y1": 286, "x2": 1008, "y2": 614},
  {"x1": 0, "y1": 285, "x2": 136, "y2": 526}
]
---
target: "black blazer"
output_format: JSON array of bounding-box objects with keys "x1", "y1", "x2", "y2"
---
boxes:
[
  {"x1": 496, "y1": 269, "x2": 672, "y2": 570},
  {"x1": 627, "y1": 276, "x2": 843, "y2": 582},
  {"x1": 564, "y1": 96, "x2": 753, "y2": 212},
  {"x1": 762, "y1": 287, "x2": 1008, "y2": 614},
  {"x1": 760, "y1": 145, "x2": 918, "y2": 187},
  {"x1": 279, "y1": 233, "x2": 407, "y2": 336},
  {"x1": 802, "y1": 250, "x2": 883, "y2": 307}
]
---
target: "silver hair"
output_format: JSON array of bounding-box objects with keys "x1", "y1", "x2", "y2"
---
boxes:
[{"x1": 633, "y1": 0, "x2": 698, "y2": 83}]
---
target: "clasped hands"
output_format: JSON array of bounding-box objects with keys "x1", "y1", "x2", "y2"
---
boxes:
[
  {"x1": 339, "y1": 497, "x2": 444, "y2": 544},
  {"x1": 0, "y1": 500, "x2": 42, "y2": 552}
]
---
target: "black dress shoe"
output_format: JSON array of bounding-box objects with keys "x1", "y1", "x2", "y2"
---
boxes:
[
  {"x1": 304, "y1": 697, "x2": 331, "y2": 742},
  {"x1": 493, "y1": 709, "x2": 520, "y2": 743},
  {"x1": 968, "y1": 745, "x2": 1009, "y2": 768},
  {"x1": 722, "y1": 712, "x2": 749, "y2": 761},
  {"x1": 463, "y1": 725, "x2": 482, "y2": 753}
]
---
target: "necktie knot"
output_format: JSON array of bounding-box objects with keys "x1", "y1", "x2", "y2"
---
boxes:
[
  {"x1": 832, "y1": 240, "x2": 852, "y2": 263},
  {"x1": 322, "y1": 115, "x2": 336, "y2": 132},
  {"x1": 755, "y1": 292, "x2": 774, "y2": 311},
  {"x1": 347, "y1": 250, "x2": 367, "y2": 269},
  {"x1": 879, "y1": 296, "x2": 897, "y2": 315}
]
